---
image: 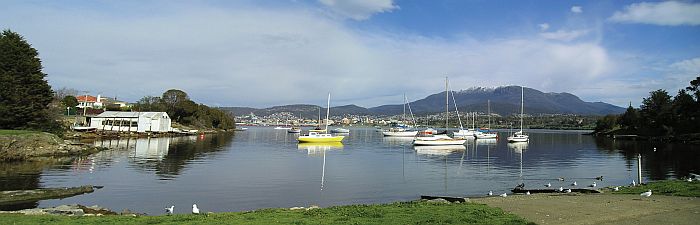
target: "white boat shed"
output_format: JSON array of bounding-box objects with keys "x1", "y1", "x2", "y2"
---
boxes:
[{"x1": 90, "y1": 111, "x2": 172, "y2": 133}]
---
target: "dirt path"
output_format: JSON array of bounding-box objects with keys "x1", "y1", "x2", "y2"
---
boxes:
[{"x1": 473, "y1": 193, "x2": 700, "y2": 225}]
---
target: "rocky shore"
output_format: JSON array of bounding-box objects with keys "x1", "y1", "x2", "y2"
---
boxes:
[{"x1": 0, "y1": 131, "x2": 106, "y2": 161}]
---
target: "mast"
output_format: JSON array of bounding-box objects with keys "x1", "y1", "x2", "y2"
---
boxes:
[
  {"x1": 520, "y1": 86, "x2": 524, "y2": 133},
  {"x1": 403, "y1": 93, "x2": 406, "y2": 126},
  {"x1": 445, "y1": 77, "x2": 449, "y2": 130},
  {"x1": 487, "y1": 100, "x2": 491, "y2": 129},
  {"x1": 449, "y1": 84, "x2": 464, "y2": 129},
  {"x1": 325, "y1": 93, "x2": 331, "y2": 133}
]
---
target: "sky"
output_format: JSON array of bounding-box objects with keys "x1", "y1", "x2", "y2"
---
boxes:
[{"x1": 1, "y1": 0, "x2": 699, "y2": 108}]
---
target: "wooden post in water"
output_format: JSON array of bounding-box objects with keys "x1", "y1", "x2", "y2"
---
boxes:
[{"x1": 637, "y1": 154, "x2": 643, "y2": 184}]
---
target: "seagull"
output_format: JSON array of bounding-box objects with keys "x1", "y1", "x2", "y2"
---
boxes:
[
  {"x1": 165, "y1": 206, "x2": 174, "y2": 215},
  {"x1": 558, "y1": 177, "x2": 565, "y2": 181},
  {"x1": 613, "y1": 186, "x2": 619, "y2": 191},
  {"x1": 653, "y1": 147, "x2": 656, "y2": 152},
  {"x1": 571, "y1": 181, "x2": 577, "y2": 186},
  {"x1": 631, "y1": 180, "x2": 636, "y2": 186},
  {"x1": 526, "y1": 191, "x2": 531, "y2": 195},
  {"x1": 545, "y1": 183, "x2": 552, "y2": 187},
  {"x1": 500, "y1": 193, "x2": 507, "y2": 197},
  {"x1": 559, "y1": 187, "x2": 564, "y2": 192},
  {"x1": 687, "y1": 178, "x2": 693, "y2": 182},
  {"x1": 488, "y1": 191, "x2": 493, "y2": 196},
  {"x1": 640, "y1": 190, "x2": 652, "y2": 197},
  {"x1": 590, "y1": 182, "x2": 597, "y2": 187},
  {"x1": 565, "y1": 189, "x2": 572, "y2": 193},
  {"x1": 192, "y1": 204, "x2": 200, "y2": 214},
  {"x1": 595, "y1": 176, "x2": 604, "y2": 180}
]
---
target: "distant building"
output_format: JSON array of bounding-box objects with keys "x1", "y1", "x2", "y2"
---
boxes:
[
  {"x1": 89, "y1": 111, "x2": 171, "y2": 133},
  {"x1": 76, "y1": 95, "x2": 100, "y2": 109}
]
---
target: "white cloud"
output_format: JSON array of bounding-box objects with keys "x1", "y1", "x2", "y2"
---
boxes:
[
  {"x1": 571, "y1": 6, "x2": 582, "y2": 13},
  {"x1": 609, "y1": 1, "x2": 700, "y2": 26},
  {"x1": 2, "y1": 2, "x2": 619, "y2": 108},
  {"x1": 539, "y1": 29, "x2": 591, "y2": 41},
  {"x1": 538, "y1": 23, "x2": 550, "y2": 31},
  {"x1": 319, "y1": 0, "x2": 397, "y2": 20}
]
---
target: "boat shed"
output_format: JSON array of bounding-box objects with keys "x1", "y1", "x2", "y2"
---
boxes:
[{"x1": 90, "y1": 111, "x2": 172, "y2": 133}]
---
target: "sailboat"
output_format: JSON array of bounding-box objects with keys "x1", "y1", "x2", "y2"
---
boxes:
[
  {"x1": 507, "y1": 86, "x2": 529, "y2": 142},
  {"x1": 382, "y1": 94, "x2": 419, "y2": 137},
  {"x1": 298, "y1": 93, "x2": 344, "y2": 143},
  {"x1": 309, "y1": 106, "x2": 326, "y2": 133},
  {"x1": 413, "y1": 77, "x2": 467, "y2": 146},
  {"x1": 475, "y1": 100, "x2": 498, "y2": 139},
  {"x1": 450, "y1": 87, "x2": 478, "y2": 139}
]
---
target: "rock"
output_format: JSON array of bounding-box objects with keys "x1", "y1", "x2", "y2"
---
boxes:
[
  {"x1": 427, "y1": 198, "x2": 450, "y2": 204},
  {"x1": 306, "y1": 205, "x2": 320, "y2": 210},
  {"x1": 289, "y1": 207, "x2": 305, "y2": 210}
]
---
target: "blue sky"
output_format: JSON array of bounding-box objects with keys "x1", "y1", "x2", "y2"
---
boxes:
[{"x1": 1, "y1": 0, "x2": 699, "y2": 108}]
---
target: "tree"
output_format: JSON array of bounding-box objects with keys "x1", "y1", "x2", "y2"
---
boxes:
[
  {"x1": 0, "y1": 30, "x2": 56, "y2": 131},
  {"x1": 639, "y1": 89, "x2": 673, "y2": 135},
  {"x1": 686, "y1": 76, "x2": 700, "y2": 101},
  {"x1": 673, "y1": 89, "x2": 697, "y2": 134},
  {"x1": 617, "y1": 105, "x2": 639, "y2": 131},
  {"x1": 595, "y1": 114, "x2": 618, "y2": 133},
  {"x1": 61, "y1": 96, "x2": 79, "y2": 108},
  {"x1": 133, "y1": 96, "x2": 165, "y2": 112}
]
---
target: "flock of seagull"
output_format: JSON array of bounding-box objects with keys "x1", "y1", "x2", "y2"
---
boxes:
[
  {"x1": 165, "y1": 204, "x2": 199, "y2": 215},
  {"x1": 486, "y1": 177, "x2": 677, "y2": 198}
]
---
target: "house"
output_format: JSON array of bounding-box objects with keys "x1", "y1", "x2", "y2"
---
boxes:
[
  {"x1": 76, "y1": 95, "x2": 100, "y2": 109},
  {"x1": 89, "y1": 111, "x2": 172, "y2": 133}
]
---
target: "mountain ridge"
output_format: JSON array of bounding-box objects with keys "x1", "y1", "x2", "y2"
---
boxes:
[{"x1": 222, "y1": 86, "x2": 624, "y2": 118}]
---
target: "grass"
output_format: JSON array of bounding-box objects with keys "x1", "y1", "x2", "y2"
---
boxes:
[
  {"x1": 0, "y1": 129, "x2": 42, "y2": 136},
  {"x1": 610, "y1": 179, "x2": 700, "y2": 197},
  {"x1": 0, "y1": 201, "x2": 533, "y2": 225}
]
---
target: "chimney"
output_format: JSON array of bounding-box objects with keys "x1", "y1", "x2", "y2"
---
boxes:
[{"x1": 97, "y1": 94, "x2": 101, "y2": 103}]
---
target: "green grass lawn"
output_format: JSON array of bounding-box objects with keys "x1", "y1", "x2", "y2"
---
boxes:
[
  {"x1": 0, "y1": 201, "x2": 533, "y2": 225},
  {"x1": 611, "y1": 179, "x2": 700, "y2": 197},
  {"x1": 0, "y1": 129, "x2": 41, "y2": 135}
]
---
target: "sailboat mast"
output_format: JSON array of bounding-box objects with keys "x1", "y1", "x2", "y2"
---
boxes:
[
  {"x1": 325, "y1": 93, "x2": 331, "y2": 133},
  {"x1": 403, "y1": 93, "x2": 406, "y2": 126},
  {"x1": 520, "y1": 86, "x2": 524, "y2": 132},
  {"x1": 445, "y1": 77, "x2": 449, "y2": 130},
  {"x1": 488, "y1": 100, "x2": 491, "y2": 129}
]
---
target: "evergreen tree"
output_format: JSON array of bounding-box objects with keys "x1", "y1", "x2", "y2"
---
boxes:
[
  {"x1": 618, "y1": 105, "x2": 639, "y2": 131},
  {"x1": 672, "y1": 89, "x2": 695, "y2": 134},
  {"x1": 639, "y1": 89, "x2": 673, "y2": 136},
  {"x1": 0, "y1": 30, "x2": 55, "y2": 130}
]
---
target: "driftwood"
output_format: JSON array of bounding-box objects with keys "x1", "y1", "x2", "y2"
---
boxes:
[
  {"x1": 420, "y1": 195, "x2": 470, "y2": 203},
  {"x1": 0, "y1": 185, "x2": 102, "y2": 205}
]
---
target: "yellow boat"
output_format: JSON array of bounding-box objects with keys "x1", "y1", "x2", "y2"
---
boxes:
[
  {"x1": 298, "y1": 93, "x2": 344, "y2": 143},
  {"x1": 298, "y1": 132, "x2": 344, "y2": 143}
]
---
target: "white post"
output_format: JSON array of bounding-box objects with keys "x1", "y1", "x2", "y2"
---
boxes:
[{"x1": 637, "y1": 154, "x2": 643, "y2": 185}]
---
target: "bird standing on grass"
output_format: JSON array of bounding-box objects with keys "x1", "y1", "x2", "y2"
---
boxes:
[
  {"x1": 640, "y1": 190, "x2": 652, "y2": 197},
  {"x1": 488, "y1": 191, "x2": 493, "y2": 196},
  {"x1": 631, "y1": 180, "x2": 636, "y2": 186},
  {"x1": 526, "y1": 191, "x2": 531, "y2": 195},
  {"x1": 565, "y1": 189, "x2": 572, "y2": 193},
  {"x1": 559, "y1": 187, "x2": 564, "y2": 192},
  {"x1": 165, "y1": 206, "x2": 174, "y2": 215},
  {"x1": 192, "y1": 204, "x2": 200, "y2": 214},
  {"x1": 590, "y1": 182, "x2": 597, "y2": 188},
  {"x1": 613, "y1": 186, "x2": 619, "y2": 191},
  {"x1": 500, "y1": 193, "x2": 507, "y2": 197},
  {"x1": 545, "y1": 183, "x2": 551, "y2": 187},
  {"x1": 571, "y1": 181, "x2": 577, "y2": 186}
]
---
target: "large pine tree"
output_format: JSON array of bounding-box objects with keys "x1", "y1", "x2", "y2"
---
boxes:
[{"x1": 0, "y1": 30, "x2": 54, "y2": 130}]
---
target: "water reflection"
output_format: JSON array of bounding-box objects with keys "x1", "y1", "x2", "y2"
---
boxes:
[
  {"x1": 594, "y1": 137, "x2": 700, "y2": 180},
  {"x1": 507, "y1": 142, "x2": 529, "y2": 153},
  {"x1": 297, "y1": 143, "x2": 344, "y2": 156},
  {"x1": 414, "y1": 145, "x2": 466, "y2": 156}
]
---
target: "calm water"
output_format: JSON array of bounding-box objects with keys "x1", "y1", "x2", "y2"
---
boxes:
[{"x1": 1, "y1": 127, "x2": 699, "y2": 215}]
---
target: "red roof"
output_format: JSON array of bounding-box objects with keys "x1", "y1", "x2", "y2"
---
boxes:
[{"x1": 76, "y1": 95, "x2": 97, "y2": 102}]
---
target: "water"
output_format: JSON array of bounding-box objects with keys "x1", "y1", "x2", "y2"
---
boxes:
[{"x1": 1, "y1": 127, "x2": 699, "y2": 214}]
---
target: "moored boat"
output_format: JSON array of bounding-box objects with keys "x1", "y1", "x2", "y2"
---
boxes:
[{"x1": 507, "y1": 86, "x2": 529, "y2": 142}]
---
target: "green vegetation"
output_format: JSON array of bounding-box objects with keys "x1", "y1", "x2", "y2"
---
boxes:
[
  {"x1": 0, "y1": 201, "x2": 532, "y2": 225},
  {"x1": 611, "y1": 180, "x2": 700, "y2": 197},
  {"x1": 0, "y1": 30, "x2": 62, "y2": 134},
  {"x1": 0, "y1": 129, "x2": 41, "y2": 135},
  {"x1": 133, "y1": 89, "x2": 235, "y2": 130},
  {"x1": 595, "y1": 76, "x2": 700, "y2": 137}
]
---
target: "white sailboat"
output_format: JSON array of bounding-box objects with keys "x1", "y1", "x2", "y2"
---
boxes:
[
  {"x1": 383, "y1": 94, "x2": 419, "y2": 137},
  {"x1": 475, "y1": 100, "x2": 498, "y2": 139},
  {"x1": 507, "y1": 86, "x2": 529, "y2": 142},
  {"x1": 413, "y1": 77, "x2": 467, "y2": 146}
]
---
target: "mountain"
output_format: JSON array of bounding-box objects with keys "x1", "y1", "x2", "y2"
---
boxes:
[{"x1": 222, "y1": 86, "x2": 625, "y2": 117}]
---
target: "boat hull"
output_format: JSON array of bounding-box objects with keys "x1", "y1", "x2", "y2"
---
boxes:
[
  {"x1": 298, "y1": 136, "x2": 345, "y2": 143},
  {"x1": 382, "y1": 131, "x2": 418, "y2": 137},
  {"x1": 475, "y1": 132, "x2": 498, "y2": 139}
]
